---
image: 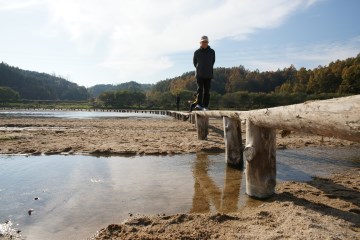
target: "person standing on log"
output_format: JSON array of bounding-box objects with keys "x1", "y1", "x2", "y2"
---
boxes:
[{"x1": 193, "y1": 35, "x2": 215, "y2": 111}]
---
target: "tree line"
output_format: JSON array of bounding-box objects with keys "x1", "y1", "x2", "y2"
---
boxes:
[
  {"x1": 139, "y1": 53, "x2": 359, "y2": 110},
  {"x1": 97, "y1": 90, "x2": 146, "y2": 108},
  {"x1": 88, "y1": 81, "x2": 153, "y2": 98},
  {"x1": 0, "y1": 62, "x2": 89, "y2": 101},
  {"x1": 1, "y1": 53, "x2": 359, "y2": 110}
]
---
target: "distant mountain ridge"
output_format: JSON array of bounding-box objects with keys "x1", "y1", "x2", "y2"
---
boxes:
[
  {"x1": 88, "y1": 81, "x2": 153, "y2": 97},
  {"x1": 0, "y1": 62, "x2": 89, "y2": 100},
  {"x1": 0, "y1": 62, "x2": 153, "y2": 100}
]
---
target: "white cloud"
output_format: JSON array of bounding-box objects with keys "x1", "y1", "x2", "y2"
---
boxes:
[
  {"x1": 35, "y1": 0, "x2": 319, "y2": 81},
  {"x1": 240, "y1": 36, "x2": 360, "y2": 71},
  {"x1": 0, "y1": 0, "x2": 42, "y2": 11},
  {"x1": 287, "y1": 37, "x2": 360, "y2": 63},
  {"x1": 2, "y1": 0, "x2": 332, "y2": 84}
]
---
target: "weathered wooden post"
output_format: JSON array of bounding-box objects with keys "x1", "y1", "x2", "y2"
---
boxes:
[
  {"x1": 189, "y1": 113, "x2": 195, "y2": 123},
  {"x1": 223, "y1": 117, "x2": 243, "y2": 168},
  {"x1": 244, "y1": 120, "x2": 276, "y2": 198},
  {"x1": 195, "y1": 114, "x2": 209, "y2": 140},
  {"x1": 190, "y1": 114, "x2": 196, "y2": 124}
]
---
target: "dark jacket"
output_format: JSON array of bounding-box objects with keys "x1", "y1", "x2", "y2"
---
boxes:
[{"x1": 193, "y1": 46, "x2": 215, "y2": 79}]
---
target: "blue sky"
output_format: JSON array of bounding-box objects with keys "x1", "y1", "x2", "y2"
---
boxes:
[{"x1": 0, "y1": 0, "x2": 359, "y2": 87}]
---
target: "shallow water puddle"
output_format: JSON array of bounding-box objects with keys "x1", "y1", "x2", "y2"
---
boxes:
[{"x1": 0, "y1": 147, "x2": 359, "y2": 239}]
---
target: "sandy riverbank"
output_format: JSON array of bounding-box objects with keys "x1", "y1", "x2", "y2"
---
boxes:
[
  {"x1": 0, "y1": 116, "x2": 358, "y2": 155},
  {"x1": 0, "y1": 116, "x2": 359, "y2": 239}
]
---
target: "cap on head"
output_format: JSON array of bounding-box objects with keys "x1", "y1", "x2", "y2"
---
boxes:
[{"x1": 200, "y1": 36, "x2": 209, "y2": 42}]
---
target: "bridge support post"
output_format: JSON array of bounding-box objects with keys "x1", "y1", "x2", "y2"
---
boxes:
[
  {"x1": 190, "y1": 114, "x2": 196, "y2": 124},
  {"x1": 244, "y1": 120, "x2": 276, "y2": 198},
  {"x1": 195, "y1": 114, "x2": 209, "y2": 140},
  {"x1": 223, "y1": 117, "x2": 243, "y2": 168}
]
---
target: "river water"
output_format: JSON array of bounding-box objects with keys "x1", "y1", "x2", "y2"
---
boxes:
[
  {"x1": 0, "y1": 110, "x2": 167, "y2": 119},
  {"x1": 0, "y1": 148, "x2": 359, "y2": 240}
]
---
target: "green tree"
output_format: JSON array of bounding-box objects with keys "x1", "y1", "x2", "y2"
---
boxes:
[
  {"x1": 293, "y1": 67, "x2": 310, "y2": 93},
  {"x1": 277, "y1": 82, "x2": 293, "y2": 93},
  {"x1": 225, "y1": 66, "x2": 247, "y2": 93},
  {"x1": 0, "y1": 87, "x2": 20, "y2": 101},
  {"x1": 339, "y1": 65, "x2": 360, "y2": 93}
]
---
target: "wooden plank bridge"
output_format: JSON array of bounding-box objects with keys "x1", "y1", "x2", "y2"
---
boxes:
[{"x1": 166, "y1": 95, "x2": 360, "y2": 199}]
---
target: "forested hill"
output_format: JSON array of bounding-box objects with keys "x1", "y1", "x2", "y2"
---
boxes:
[
  {"x1": 88, "y1": 81, "x2": 153, "y2": 97},
  {"x1": 0, "y1": 62, "x2": 89, "y2": 100},
  {"x1": 151, "y1": 53, "x2": 360, "y2": 96}
]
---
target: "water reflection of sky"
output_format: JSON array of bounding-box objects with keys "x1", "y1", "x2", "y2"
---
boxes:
[
  {"x1": 0, "y1": 110, "x2": 168, "y2": 119},
  {"x1": 277, "y1": 147, "x2": 360, "y2": 182},
  {"x1": 0, "y1": 147, "x2": 359, "y2": 239}
]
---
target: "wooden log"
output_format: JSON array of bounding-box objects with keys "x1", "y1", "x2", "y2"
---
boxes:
[
  {"x1": 184, "y1": 96, "x2": 360, "y2": 142},
  {"x1": 182, "y1": 115, "x2": 190, "y2": 121},
  {"x1": 223, "y1": 117, "x2": 243, "y2": 168},
  {"x1": 196, "y1": 114, "x2": 209, "y2": 140},
  {"x1": 190, "y1": 114, "x2": 196, "y2": 124},
  {"x1": 195, "y1": 110, "x2": 240, "y2": 119},
  {"x1": 243, "y1": 95, "x2": 360, "y2": 142},
  {"x1": 244, "y1": 120, "x2": 276, "y2": 199}
]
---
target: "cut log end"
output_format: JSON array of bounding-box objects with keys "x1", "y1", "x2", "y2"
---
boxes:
[{"x1": 244, "y1": 146, "x2": 255, "y2": 162}]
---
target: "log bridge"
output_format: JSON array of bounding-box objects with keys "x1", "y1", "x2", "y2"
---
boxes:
[{"x1": 166, "y1": 95, "x2": 360, "y2": 199}]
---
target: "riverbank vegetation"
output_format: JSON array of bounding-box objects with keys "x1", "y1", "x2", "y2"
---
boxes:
[{"x1": 1, "y1": 53, "x2": 359, "y2": 110}]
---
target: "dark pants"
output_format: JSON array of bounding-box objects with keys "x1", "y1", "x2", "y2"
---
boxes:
[{"x1": 196, "y1": 77, "x2": 211, "y2": 108}]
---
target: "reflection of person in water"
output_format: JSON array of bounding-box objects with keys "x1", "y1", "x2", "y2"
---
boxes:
[{"x1": 190, "y1": 152, "x2": 242, "y2": 213}]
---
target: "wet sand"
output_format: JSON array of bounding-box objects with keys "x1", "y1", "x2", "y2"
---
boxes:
[
  {"x1": 0, "y1": 117, "x2": 223, "y2": 155},
  {"x1": 0, "y1": 116, "x2": 359, "y2": 239},
  {"x1": 0, "y1": 117, "x2": 358, "y2": 155}
]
